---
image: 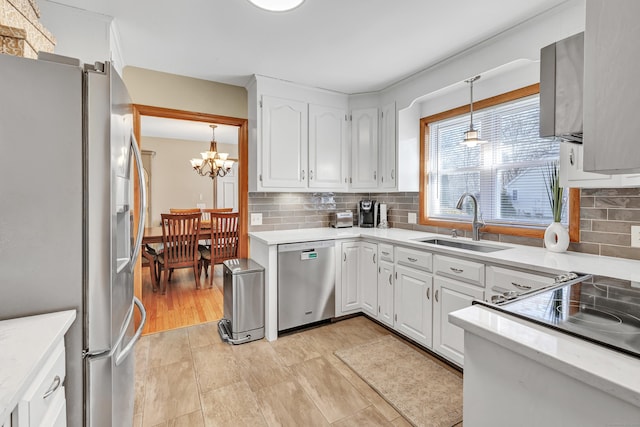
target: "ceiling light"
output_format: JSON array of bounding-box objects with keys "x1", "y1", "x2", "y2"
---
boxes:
[
  {"x1": 190, "y1": 125, "x2": 234, "y2": 179},
  {"x1": 247, "y1": 0, "x2": 305, "y2": 12},
  {"x1": 462, "y1": 75, "x2": 487, "y2": 148}
]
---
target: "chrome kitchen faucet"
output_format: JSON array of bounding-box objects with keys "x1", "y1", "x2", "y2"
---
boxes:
[{"x1": 456, "y1": 192, "x2": 484, "y2": 241}]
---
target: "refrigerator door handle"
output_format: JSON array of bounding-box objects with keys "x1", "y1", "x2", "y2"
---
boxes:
[
  {"x1": 129, "y1": 131, "x2": 147, "y2": 272},
  {"x1": 85, "y1": 296, "x2": 135, "y2": 361},
  {"x1": 115, "y1": 296, "x2": 146, "y2": 366}
]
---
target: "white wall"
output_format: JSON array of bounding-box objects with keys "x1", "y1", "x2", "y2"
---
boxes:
[{"x1": 141, "y1": 136, "x2": 215, "y2": 226}]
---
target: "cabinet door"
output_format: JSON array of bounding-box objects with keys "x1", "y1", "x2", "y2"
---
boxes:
[
  {"x1": 341, "y1": 242, "x2": 361, "y2": 313},
  {"x1": 433, "y1": 276, "x2": 484, "y2": 367},
  {"x1": 377, "y1": 259, "x2": 394, "y2": 327},
  {"x1": 379, "y1": 102, "x2": 396, "y2": 189},
  {"x1": 309, "y1": 104, "x2": 348, "y2": 190},
  {"x1": 584, "y1": 0, "x2": 640, "y2": 174},
  {"x1": 394, "y1": 264, "x2": 433, "y2": 348},
  {"x1": 560, "y1": 143, "x2": 617, "y2": 188},
  {"x1": 360, "y1": 242, "x2": 378, "y2": 317},
  {"x1": 350, "y1": 108, "x2": 378, "y2": 189},
  {"x1": 261, "y1": 95, "x2": 308, "y2": 188}
]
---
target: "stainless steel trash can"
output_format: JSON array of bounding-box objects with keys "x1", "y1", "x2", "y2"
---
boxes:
[{"x1": 218, "y1": 258, "x2": 265, "y2": 344}]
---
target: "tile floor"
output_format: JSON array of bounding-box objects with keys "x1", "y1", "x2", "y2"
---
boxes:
[{"x1": 133, "y1": 315, "x2": 462, "y2": 426}]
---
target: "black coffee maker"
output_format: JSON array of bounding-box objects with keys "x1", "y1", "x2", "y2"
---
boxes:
[{"x1": 358, "y1": 200, "x2": 379, "y2": 228}]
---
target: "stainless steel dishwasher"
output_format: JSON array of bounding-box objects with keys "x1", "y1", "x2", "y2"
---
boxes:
[{"x1": 278, "y1": 240, "x2": 335, "y2": 331}]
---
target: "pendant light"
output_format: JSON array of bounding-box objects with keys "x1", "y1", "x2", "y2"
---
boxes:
[
  {"x1": 189, "y1": 125, "x2": 234, "y2": 179},
  {"x1": 462, "y1": 75, "x2": 487, "y2": 148},
  {"x1": 247, "y1": 0, "x2": 305, "y2": 12}
]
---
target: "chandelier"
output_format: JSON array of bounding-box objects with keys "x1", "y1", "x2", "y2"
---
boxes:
[
  {"x1": 189, "y1": 125, "x2": 234, "y2": 179},
  {"x1": 462, "y1": 75, "x2": 487, "y2": 148}
]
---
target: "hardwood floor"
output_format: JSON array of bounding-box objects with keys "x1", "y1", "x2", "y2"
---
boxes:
[{"x1": 141, "y1": 264, "x2": 224, "y2": 335}]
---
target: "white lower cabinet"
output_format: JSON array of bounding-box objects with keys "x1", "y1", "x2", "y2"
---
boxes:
[
  {"x1": 341, "y1": 242, "x2": 361, "y2": 313},
  {"x1": 394, "y1": 264, "x2": 433, "y2": 348},
  {"x1": 433, "y1": 276, "x2": 484, "y2": 366},
  {"x1": 377, "y1": 259, "x2": 394, "y2": 327},
  {"x1": 360, "y1": 242, "x2": 378, "y2": 317}
]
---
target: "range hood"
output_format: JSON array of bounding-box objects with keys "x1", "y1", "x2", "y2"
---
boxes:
[{"x1": 539, "y1": 32, "x2": 584, "y2": 143}]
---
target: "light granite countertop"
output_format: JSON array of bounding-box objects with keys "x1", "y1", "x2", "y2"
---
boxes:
[
  {"x1": 249, "y1": 226, "x2": 640, "y2": 282},
  {"x1": 450, "y1": 305, "x2": 640, "y2": 409},
  {"x1": 0, "y1": 310, "x2": 76, "y2": 422}
]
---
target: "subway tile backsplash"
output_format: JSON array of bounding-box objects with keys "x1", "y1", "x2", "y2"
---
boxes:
[{"x1": 248, "y1": 187, "x2": 640, "y2": 261}]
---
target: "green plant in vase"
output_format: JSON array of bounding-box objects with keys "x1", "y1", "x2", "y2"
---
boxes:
[{"x1": 542, "y1": 161, "x2": 569, "y2": 252}]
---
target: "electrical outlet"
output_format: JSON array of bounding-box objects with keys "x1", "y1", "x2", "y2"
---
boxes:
[
  {"x1": 408, "y1": 212, "x2": 417, "y2": 224},
  {"x1": 631, "y1": 225, "x2": 640, "y2": 248},
  {"x1": 251, "y1": 213, "x2": 263, "y2": 226}
]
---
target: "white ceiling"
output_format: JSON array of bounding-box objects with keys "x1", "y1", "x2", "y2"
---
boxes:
[
  {"x1": 46, "y1": 0, "x2": 569, "y2": 94},
  {"x1": 140, "y1": 116, "x2": 239, "y2": 145}
]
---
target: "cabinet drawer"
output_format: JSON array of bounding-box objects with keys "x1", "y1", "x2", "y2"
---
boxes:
[
  {"x1": 434, "y1": 255, "x2": 484, "y2": 286},
  {"x1": 395, "y1": 246, "x2": 432, "y2": 272},
  {"x1": 486, "y1": 265, "x2": 556, "y2": 294},
  {"x1": 378, "y1": 243, "x2": 394, "y2": 262},
  {"x1": 19, "y1": 340, "x2": 66, "y2": 426}
]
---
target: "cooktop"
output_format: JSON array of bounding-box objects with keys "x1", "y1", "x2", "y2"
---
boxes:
[{"x1": 476, "y1": 275, "x2": 640, "y2": 359}]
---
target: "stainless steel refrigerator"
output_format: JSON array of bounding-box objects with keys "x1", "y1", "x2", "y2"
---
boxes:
[{"x1": 0, "y1": 53, "x2": 147, "y2": 426}]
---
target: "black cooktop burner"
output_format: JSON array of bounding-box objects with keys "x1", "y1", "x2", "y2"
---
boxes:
[{"x1": 476, "y1": 276, "x2": 640, "y2": 359}]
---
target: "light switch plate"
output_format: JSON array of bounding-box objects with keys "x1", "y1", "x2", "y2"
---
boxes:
[
  {"x1": 631, "y1": 225, "x2": 640, "y2": 248},
  {"x1": 251, "y1": 213, "x2": 263, "y2": 226},
  {"x1": 408, "y1": 212, "x2": 417, "y2": 224}
]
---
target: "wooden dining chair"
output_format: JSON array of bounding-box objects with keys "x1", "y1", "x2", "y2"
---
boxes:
[
  {"x1": 141, "y1": 244, "x2": 160, "y2": 292},
  {"x1": 169, "y1": 208, "x2": 202, "y2": 214},
  {"x1": 200, "y1": 207, "x2": 232, "y2": 228},
  {"x1": 157, "y1": 213, "x2": 201, "y2": 294},
  {"x1": 199, "y1": 211, "x2": 239, "y2": 288}
]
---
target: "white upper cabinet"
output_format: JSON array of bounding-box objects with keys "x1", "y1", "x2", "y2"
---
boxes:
[
  {"x1": 261, "y1": 96, "x2": 308, "y2": 188},
  {"x1": 308, "y1": 104, "x2": 348, "y2": 189},
  {"x1": 583, "y1": 0, "x2": 640, "y2": 175},
  {"x1": 350, "y1": 108, "x2": 379, "y2": 190},
  {"x1": 379, "y1": 102, "x2": 396, "y2": 190}
]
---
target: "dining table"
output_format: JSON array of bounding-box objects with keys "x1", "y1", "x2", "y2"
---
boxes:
[{"x1": 142, "y1": 221, "x2": 212, "y2": 245}]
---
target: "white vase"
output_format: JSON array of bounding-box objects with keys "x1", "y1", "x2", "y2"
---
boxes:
[{"x1": 544, "y1": 222, "x2": 569, "y2": 253}]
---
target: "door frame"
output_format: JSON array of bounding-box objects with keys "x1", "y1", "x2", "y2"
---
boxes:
[{"x1": 132, "y1": 104, "x2": 249, "y2": 305}]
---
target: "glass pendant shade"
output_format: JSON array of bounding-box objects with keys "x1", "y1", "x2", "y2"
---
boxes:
[{"x1": 248, "y1": 0, "x2": 304, "y2": 12}]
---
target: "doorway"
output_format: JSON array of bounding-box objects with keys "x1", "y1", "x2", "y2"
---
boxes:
[{"x1": 132, "y1": 104, "x2": 248, "y2": 334}]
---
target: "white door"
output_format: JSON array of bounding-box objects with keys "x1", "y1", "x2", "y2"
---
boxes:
[
  {"x1": 433, "y1": 276, "x2": 484, "y2": 367},
  {"x1": 216, "y1": 162, "x2": 238, "y2": 211},
  {"x1": 341, "y1": 242, "x2": 361, "y2": 313},
  {"x1": 350, "y1": 108, "x2": 378, "y2": 189},
  {"x1": 394, "y1": 264, "x2": 433, "y2": 348},
  {"x1": 377, "y1": 259, "x2": 394, "y2": 327},
  {"x1": 359, "y1": 242, "x2": 378, "y2": 317},
  {"x1": 308, "y1": 104, "x2": 348, "y2": 189},
  {"x1": 261, "y1": 95, "x2": 308, "y2": 188}
]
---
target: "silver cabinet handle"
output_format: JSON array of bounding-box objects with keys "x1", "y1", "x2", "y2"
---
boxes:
[
  {"x1": 382, "y1": 251, "x2": 390, "y2": 256},
  {"x1": 379, "y1": 266, "x2": 381, "y2": 273},
  {"x1": 408, "y1": 257, "x2": 418, "y2": 262},
  {"x1": 435, "y1": 289, "x2": 439, "y2": 302},
  {"x1": 374, "y1": 171, "x2": 377, "y2": 180},
  {"x1": 450, "y1": 267, "x2": 464, "y2": 274},
  {"x1": 43, "y1": 375, "x2": 61, "y2": 399},
  {"x1": 569, "y1": 147, "x2": 575, "y2": 166},
  {"x1": 381, "y1": 176, "x2": 384, "y2": 183},
  {"x1": 344, "y1": 253, "x2": 346, "y2": 262},
  {"x1": 389, "y1": 274, "x2": 392, "y2": 285},
  {"x1": 309, "y1": 170, "x2": 314, "y2": 180},
  {"x1": 511, "y1": 282, "x2": 532, "y2": 290},
  {"x1": 391, "y1": 169, "x2": 395, "y2": 179},
  {"x1": 426, "y1": 288, "x2": 430, "y2": 300},
  {"x1": 373, "y1": 253, "x2": 376, "y2": 263},
  {"x1": 301, "y1": 170, "x2": 305, "y2": 180}
]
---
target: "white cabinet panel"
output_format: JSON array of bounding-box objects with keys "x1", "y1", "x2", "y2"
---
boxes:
[
  {"x1": 378, "y1": 259, "x2": 394, "y2": 327},
  {"x1": 379, "y1": 102, "x2": 396, "y2": 189},
  {"x1": 360, "y1": 242, "x2": 378, "y2": 317},
  {"x1": 261, "y1": 96, "x2": 307, "y2": 188},
  {"x1": 341, "y1": 242, "x2": 361, "y2": 313},
  {"x1": 433, "y1": 276, "x2": 484, "y2": 366},
  {"x1": 308, "y1": 104, "x2": 348, "y2": 189},
  {"x1": 350, "y1": 108, "x2": 379, "y2": 189},
  {"x1": 394, "y1": 264, "x2": 433, "y2": 348},
  {"x1": 560, "y1": 143, "x2": 616, "y2": 188}
]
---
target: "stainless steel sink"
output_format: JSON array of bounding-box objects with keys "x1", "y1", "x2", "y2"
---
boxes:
[{"x1": 415, "y1": 238, "x2": 507, "y2": 253}]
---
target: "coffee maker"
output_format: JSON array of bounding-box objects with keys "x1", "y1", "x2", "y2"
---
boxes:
[{"x1": 358, "y1": 200, "x2": 379, "y2": 228}]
